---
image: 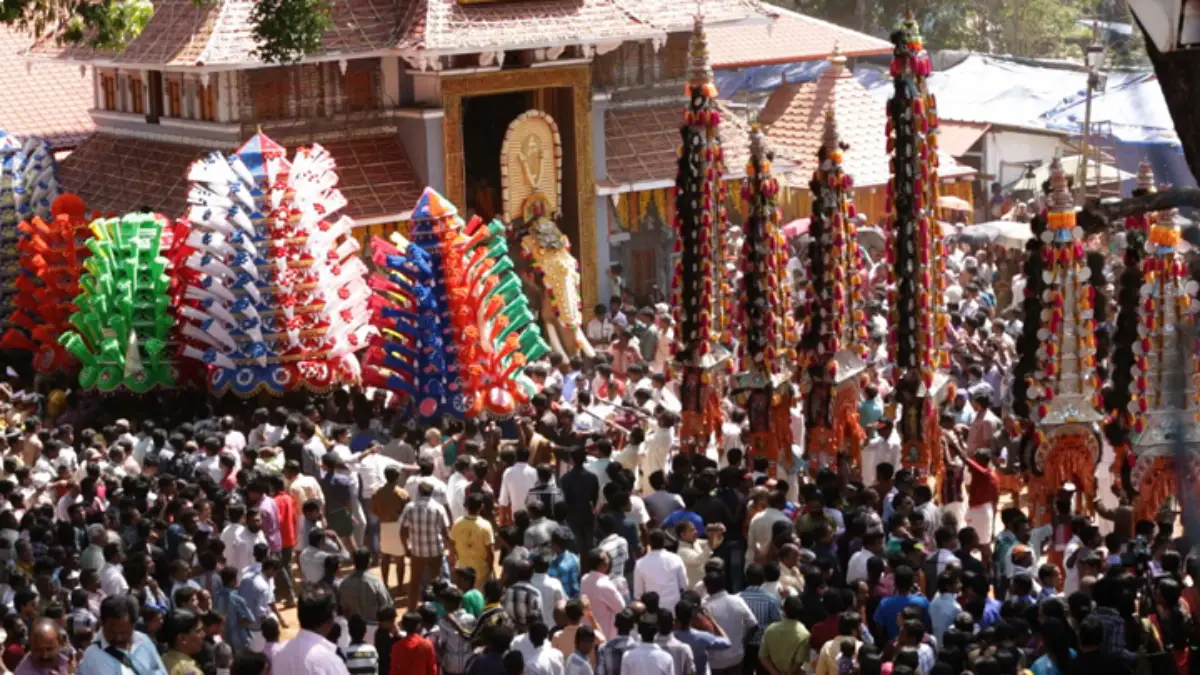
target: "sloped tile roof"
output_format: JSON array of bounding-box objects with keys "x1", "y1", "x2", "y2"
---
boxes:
[
  {"x1": 707, "y1": 8, "x2": 890, "y2": 69},
  {"x1": 605, "y1": 104, "x2": 680, "y2": 187},
  {"x1": 0, "y1": 26, "x2": 94, "y2": 149},
  {"x1": 60, "y1": 134, "x2": 421, "y2": 221},
  {"x1": 618, "y1": 0, "x2": 771, "y2": 34},
  {"x1": 30, "y1": 0, "x2": 398, "y2": 66},
  {"x1": 395, "y1": 0, "x2": 659, "y2": 54},
  {"x1": 760, "y1": 64, "x2": 976, "y2": 188},
  {"x1": 604, "y1": 99, "x2": 780, "y2": 188}
]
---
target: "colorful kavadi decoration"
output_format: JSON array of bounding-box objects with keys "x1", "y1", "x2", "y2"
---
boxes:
[
  {"x1": 0, "y1": 133, "x2": 61, "y2": 343},
  {"x1": 363, "y1": 188, "x2": 550, "y2": 421},
  {"x1": 798, "y1": 52, "x2": 871, "y2": 472},
  {"x1": 671, "y1": 16, "x2": 731, "y2": 454},
  {"x1": 0, "y1": 193, "x2": 92, "y2": 372},
  {"x1": 175, "y1": 133, "x2": 374, "y2": 397},
  {"x1": 1024, "y1": 156, "x2": 1102, "y2": 524},
  {"x1": 1107, "y1": 160, "x2": 1200, "y2": 521},
  {"x1": 59, "y1": 212, "x2": 178, "y2": 392},
  {"x1": 732, "y1": 123, "x2": 796, "y2": 470},
  {"x1": 884, "y1": 14, "x2": 948, "y2": 479}
]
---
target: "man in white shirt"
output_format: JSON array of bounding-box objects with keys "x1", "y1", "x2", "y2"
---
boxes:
[
  {"x1": 499, "y1": 448, "x2": 538, "y2": 520},
  {"x1": 619, "y1": 618, "x2": 675, "y2": 675},
  {"x1": 221, "y1": 505, "x2": 267, "y2": 580},
  {"x1": 270, "y1": 585, "x2": 352, "y2": 675},
  {"x1": 746, "y1": 490, "x2": 791, "y2": 568},
  {"x1": 634, "y1": 530, "x2": 688, "y2": 612},
  {"x1": 445, "y1": 456, "x2": 472, "y2": 524},
  {"x1": 860, "y1": 420, "x2": 901, "y2": 488},
  {"x1": 531, "y1": 555, "x2": 567, "y2": 626},
  {"x1": 511, "y1": 622, "x2": 564, "y2": 675},
  {"x1": 222, "y1": 416, "x2": 247, "y2": 455},
  {"x1": 586, "y1": 304, "x2": 615, "y2": 347},
  {"x1": 703, "y1": 574, "x2": 758, "y2": 674},
  {"x1": 640, "y1": 414, "x2": 675, "y2": 495},
  {"x1": 99, "y1": 543, "x2": 129, "y2": 596},
  {"x1": 846, "y1": 531, "x2": 885, "y2": 585}
]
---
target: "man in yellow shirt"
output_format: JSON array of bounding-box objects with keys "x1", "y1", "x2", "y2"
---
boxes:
[
  {"x1": 760, "y1": 595, "x2": 812, "y2": 675},
  {"x1": 450, "y1": 492, "x2": 495, "y2": 589}
]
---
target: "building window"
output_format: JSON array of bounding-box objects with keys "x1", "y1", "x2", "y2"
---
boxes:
[
  {"x1": 343, "y1": 69, "x2": 375, "y2": 112},
  {"x1": 99, "y1": 73, "x2": 117, "y2": 110},
  {"x1": 129, "y1": 77, "x2": 145, "y2": 115},
  {"x1": 198, "y1": 80, "x2": 217, "y2": 121},
  {"x1": 166, "y1": 78, "x2": 182, "y2": 117}
]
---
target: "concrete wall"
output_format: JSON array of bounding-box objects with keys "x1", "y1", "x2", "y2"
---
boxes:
[
  {"x1": 395, "y1": 109, "x2": 445, "y2": 192},
  {"x1": 593, "y1": 92, "x2": 612, "y2": 301}
]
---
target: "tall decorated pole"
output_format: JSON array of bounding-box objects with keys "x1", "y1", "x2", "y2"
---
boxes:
[
  {"x1": 885, "y1": 13, "x2": 947, "y2": 480},
  {"x1": 1024, "y1": 156, "x2": 1103, "y2": 525},
  {"x1": 1106, "y1": 161, "x2": 1200, "y2": 521},
  {"x1": 798, "y1": 53, "x2": 871, "y2": 473},
  {"x1": 671, "y1": 15, "x2": 730, "y2": 454},
  {"x1": 732, "y1": 124, "x2": 796, "y2": 472}
]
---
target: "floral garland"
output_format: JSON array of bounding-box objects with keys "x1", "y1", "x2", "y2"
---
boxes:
[
  {"x1": 1012, "y1": 212, "x2": 1046, "y2": 420},
  {"x1": 1105, "y1": 191, "x2": 1152, "y2": 445},
  {"x1": 670, "y1": 18, "x2": 726, "y2": 367},
  {"x1": 736, "y1": 128, "x2": 789, "y2": 376}
]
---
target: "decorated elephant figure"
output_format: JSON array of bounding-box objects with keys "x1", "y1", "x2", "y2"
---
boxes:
[{"x1": 511, "y1": 215, "x2": 594, "y2": 359}]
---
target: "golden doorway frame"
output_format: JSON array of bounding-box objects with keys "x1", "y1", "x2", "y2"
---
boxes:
[{"x1": 440, "y1": 65, "x2": 597, "y2": 311}]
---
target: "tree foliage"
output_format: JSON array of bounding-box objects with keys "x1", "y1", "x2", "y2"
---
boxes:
[
  {"x1": 0, "y1": 0, "x2": 331, "y2": 63},
  {"x1": 250, "y1": 0, "x2": 332, "y2": 64},
  {"x1": 786, "y1": 0, "x2": 1115, "y2": 60}
]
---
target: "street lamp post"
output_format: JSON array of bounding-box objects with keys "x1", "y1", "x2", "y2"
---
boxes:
[{"x1": 1077, "y1": 25, "x2": 1107, "y2": 201}]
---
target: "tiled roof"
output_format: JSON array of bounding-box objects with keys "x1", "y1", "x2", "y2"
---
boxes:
[
  {"x1": 60, "y1": 133, "x2": 421, "y2": 221},
  {"x1": 707, "y1": 8, "x2": 891, "y2": 69},
  {"x1": 395, "y1": 0, "x2": 660, "y2": 54},
  {"x1": 0, "y1": 26, "x2": 94, "y2": 149},
  {"x1": 759, "y1": 64, "x2": 975, "y2": 188},
  {"x1": 605, "y1": 104, "x2": 680, "y2": 188},
  {"x1": 604, "y1": 99, "x2": 781, "y2": 188},
  {"x1": 618, "y1": 0, "x2": 771, "y2": 34},
  {"x1": 28, "y1": 0, "x2": 770, "y2": 65},
  {"x1": 31, "y1": 0, "x2": 398, "y2": 66}
]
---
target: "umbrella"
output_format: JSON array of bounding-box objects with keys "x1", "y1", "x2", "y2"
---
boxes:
[
  {"x1": 857, "y1": 226, "x2": 886, "y2": 251},
  {"x1": 937, "y1": 195, "x2": 972, "y2": 211},
  {"x1": 782, "y1": 218, "x2": 810, "y2": 238},
  {"x1": 955, "y1": 220, "x2": 1033, "y2": 249}
]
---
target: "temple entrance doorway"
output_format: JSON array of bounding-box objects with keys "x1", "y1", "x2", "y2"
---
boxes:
[{"x1": 462, "y1": 91, "x2": 528, "y2": 221}]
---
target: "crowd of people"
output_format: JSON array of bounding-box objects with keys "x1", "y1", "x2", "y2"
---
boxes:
[{"x1": 0, "y1": 228, "x2": 1188, "y2": 675}]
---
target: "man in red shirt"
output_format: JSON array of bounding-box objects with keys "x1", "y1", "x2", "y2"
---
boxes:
[
  {"x1": 390, "y1": 611, "x2": 438, "y2": 675},
  {"x1": 270, "y1": 474, "x2": 298, "y2": 607},
  {"x1": 959, "y1": 443, "x2": 998, "y2": 569}
]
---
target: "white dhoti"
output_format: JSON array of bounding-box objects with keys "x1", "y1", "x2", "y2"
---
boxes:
[
  {"x1": 966, "y1": 503, "x2": 996, "y2": 543},
  {"x1": 380, "y1": 520, "x2": 406, "y2": 557}
]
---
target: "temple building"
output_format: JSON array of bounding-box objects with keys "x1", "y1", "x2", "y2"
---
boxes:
[{"x1": 20, "y1": 0, "x2": 898, "y2": 308}]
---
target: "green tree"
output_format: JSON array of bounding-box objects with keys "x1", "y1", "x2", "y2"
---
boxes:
[
  {"x1": 783, "y1": 0, "x2": 1099, "y2": 59},
  {"x1": 0, "y1": 0, "x2": 330, "y2": 63}
]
